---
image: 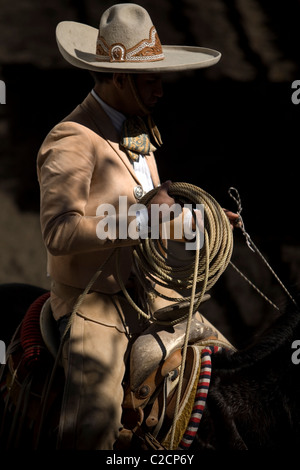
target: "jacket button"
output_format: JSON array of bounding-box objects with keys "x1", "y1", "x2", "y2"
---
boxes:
[{"x1": 134, "y1": 185, "x2": 144, "y2": 200}]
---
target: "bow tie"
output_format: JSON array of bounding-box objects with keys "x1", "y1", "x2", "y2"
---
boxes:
[{"x1": 120, "y1": 115, "x2": 162, "y2": 162}]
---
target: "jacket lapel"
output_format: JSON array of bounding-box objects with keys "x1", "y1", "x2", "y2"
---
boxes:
[
  {"x1": 81, "y1": 93, "x2": 160, "y2": 189},
  {"x1": 81, "y1": 93, "x2": 141, "y2": 184}
]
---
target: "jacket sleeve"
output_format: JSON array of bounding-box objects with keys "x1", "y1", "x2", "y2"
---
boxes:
[{"x1": 37, "y1": 122, "x2": 138, "y2": 256}]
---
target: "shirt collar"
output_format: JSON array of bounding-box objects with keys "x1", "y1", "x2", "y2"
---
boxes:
[{"x1": 91, "y1": 89, "x2": 125, "y2": 134}]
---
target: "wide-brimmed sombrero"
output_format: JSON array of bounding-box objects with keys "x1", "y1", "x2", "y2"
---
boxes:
[{"x1": 56, "y1": 3, "x2": 221, "y2": 73}]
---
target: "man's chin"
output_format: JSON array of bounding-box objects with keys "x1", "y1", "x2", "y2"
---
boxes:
[{"x1": 144, "y1": 104, "x2": 156, "y2": 115}]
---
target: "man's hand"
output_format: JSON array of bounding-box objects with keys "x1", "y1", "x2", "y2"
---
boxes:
[
  {"x1": 147, "y1": 180, "x2": 176, "y2": 224},
  {"x1": 223, "y1": 209, "x2": 242, "y2": 229},
  {"x1": 146, "y1": 183, "x2": 241, "y2": 240}
]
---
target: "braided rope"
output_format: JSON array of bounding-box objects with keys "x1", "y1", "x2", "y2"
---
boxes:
[
  {"x1": 118, "y1": 182, "x2": 233, "y2": 449},
  {"x1": 43, "y1": 182, "x2": 232, "y2": 449},
  {"x1": 228, "y1": 187, "x2": 297, "y2": 310},
  {"x1": 117, "y1": 182, "x2": 234, "y2": 326}
]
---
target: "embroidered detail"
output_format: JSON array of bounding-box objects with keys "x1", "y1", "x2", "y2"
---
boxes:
[
  {"x1": 178, "y1": 346, "x2": 222, "y2": 450},
  {"x1": 96, "y1": 26, "x2": 165, "y2": 63},
  {"x1": 120, "y1": 116, "x2": 157, "y2": 162}
]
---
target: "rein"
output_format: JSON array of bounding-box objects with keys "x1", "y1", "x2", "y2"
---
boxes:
[
  {"x1": 228, "y1": 187, "x2": 298, "y2": 312},
  {"x1": 40, "y1": 182, "x2": 295, "y2": 449}
]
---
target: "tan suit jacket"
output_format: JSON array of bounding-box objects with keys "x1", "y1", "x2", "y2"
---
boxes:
[{"x1": 37, "y1": 92, "x2": 160, "y2": 293}]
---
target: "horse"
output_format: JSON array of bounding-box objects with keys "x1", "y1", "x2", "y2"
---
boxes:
[
  {"x1": 0, "y1": 282, "x2": 299, "y2": 450},
  {"x1": 190, "y1": 299, "x2": 300, "y2": 450}
]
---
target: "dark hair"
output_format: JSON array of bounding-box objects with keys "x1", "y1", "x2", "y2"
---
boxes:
[{"x1": 89, "y1": 71, "x2": 114, "y2": 84}]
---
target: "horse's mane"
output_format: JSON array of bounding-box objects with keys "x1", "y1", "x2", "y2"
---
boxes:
[{"x1": 212, "y1": 298, "x2": 300, "y2": 372}]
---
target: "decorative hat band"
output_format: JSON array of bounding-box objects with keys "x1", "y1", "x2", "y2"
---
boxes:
[
  {"x1": 56, "y1": 3, "x2": 222, "y2": 73},
  {"x1": 96, "y1": 26, "x2": 165, "y2": 63}
]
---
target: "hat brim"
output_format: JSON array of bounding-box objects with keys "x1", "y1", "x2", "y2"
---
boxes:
[{"x1": 56, "y1": 21, "x2": 221, "y2": 73}]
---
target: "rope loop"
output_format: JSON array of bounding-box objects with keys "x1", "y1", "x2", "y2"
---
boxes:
[
  {"x1": 117, "y1": 182, "x2": 234, "y2": 325},
  {"x1": 228, "y1": 186, "x2": 297, "y2": 308}
]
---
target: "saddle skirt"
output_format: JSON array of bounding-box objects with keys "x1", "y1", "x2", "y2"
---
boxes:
[
  {"x1": 121, "y1": 343, "x2": 217, "y2": 449},
  {"x1": 129, "y1": 316, "x2": 215, "y2": 391}
]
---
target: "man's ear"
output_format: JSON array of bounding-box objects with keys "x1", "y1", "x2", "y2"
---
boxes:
[{"x1": 113, "y1": 73, "x2": 128, "y2": 90}]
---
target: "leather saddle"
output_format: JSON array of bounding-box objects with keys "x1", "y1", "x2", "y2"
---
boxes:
[
  {"x1": 120, "y1": 344, "x2": 204, "y2": 449},
  {"x1": 1, "y1": 292, "x2": 220, "y2": 450},
  {"x1": 38, "y1": 296, "x2": 216, "y2": 448}
]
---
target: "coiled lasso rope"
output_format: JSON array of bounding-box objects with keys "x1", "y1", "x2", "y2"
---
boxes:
[
  {"x1": 116, "y1": 182, "x2": 234, "y2": 449},
  {"x1": 116, "y1": 182, "x2": 234, "y2": 326}
]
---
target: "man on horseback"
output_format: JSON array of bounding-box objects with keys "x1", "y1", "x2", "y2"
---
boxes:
[{"x1": 37, "y1": 3, "x2": 238, "y2": 450}]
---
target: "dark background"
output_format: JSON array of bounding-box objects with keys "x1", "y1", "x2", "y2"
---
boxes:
[{"x1": 1, "y1": 0, "x2": 300, "y2": 347}]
